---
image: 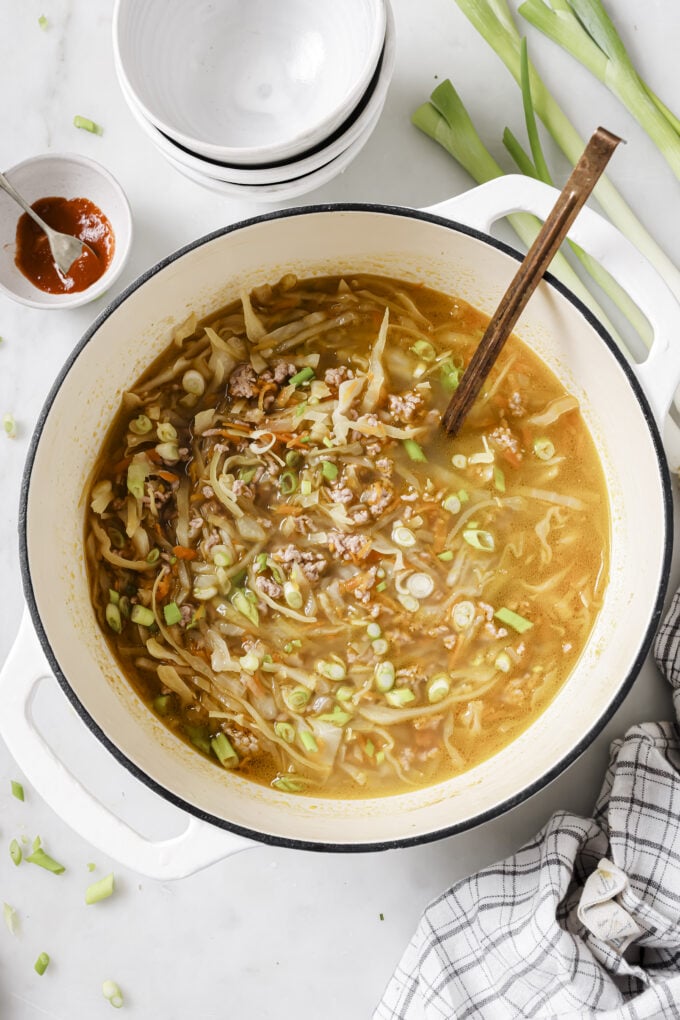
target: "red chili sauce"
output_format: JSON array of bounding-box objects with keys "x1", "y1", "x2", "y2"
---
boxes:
[{"x1": 15, "y1": 196, "x2": 115, "y2": 294}]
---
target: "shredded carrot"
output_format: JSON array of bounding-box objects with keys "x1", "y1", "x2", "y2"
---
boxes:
[
  {"x1": 156, "y1": 470, "x2": 178, "y2": 483},
  {"x1": 156, "y1": 573, "x2": 171, "y2": 600},
  {"x1": 172, "y1": 545, "x2": 198, "y2": 560},
  {"x1": 272, "y1": 504, "x2": 304, "y2": 516},
  {"x1": 258, "y1": 381, "x2": 278, "y2": 411},
  {"x1": 111, "y1": 455, "x2": 132, "y2": 474},
  {"x1": 501, "y1": 448, "x2": 522, "y2": 469},
  {"x1": 146, "y1": 449, "x2": 162, "y2": 464}
]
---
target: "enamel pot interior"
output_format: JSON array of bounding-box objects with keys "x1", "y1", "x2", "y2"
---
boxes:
[{"x1": 22, "y1": 206, "x2": 670, "y2": 850}]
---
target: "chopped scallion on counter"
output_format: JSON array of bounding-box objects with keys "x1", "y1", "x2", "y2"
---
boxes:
[
  {"x1": 26, "y1": 847, "x2": 65, "y2": 874},
  {"x1": 11, "y1": 780, "x2": 24, "y2": 801},
  {"x1": 495, "y1": 607, "x2": 533, "y2": 633},
  {"x1": 3, "y1": 413, "x2": 17, "y2": 439},
  {"x1": 102, "y1": 980, "x2": 124, "y2": 1008},
  {"x1": 74, "y1": 114, "x2": 103, "y2": 135},
  {"x1": 34, "y1": 952, "x2": 50, "y2": 976},
  {"x1": 9, "y1": 839, "x2": 21, "y2": 866},
  {"x1": 403, "y1": 438, "x2": 428, "y2": 462},
  {"x1": 38, "y1": 14, "x2": 48, "y2": 29},
  {"x1": 85, "y1": 872, "x2": 115, "y2": 905},
  {"x1": 3, "y1": 903, "x2": 17, "y2": 935}
]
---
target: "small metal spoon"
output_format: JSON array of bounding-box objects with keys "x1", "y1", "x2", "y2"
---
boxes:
[
  {"x1": 0, "y1": 170, "x2": 96, "y2": 276},
  {"x1": 442, "y1": 126, "x2": 623, "y2": 437}
]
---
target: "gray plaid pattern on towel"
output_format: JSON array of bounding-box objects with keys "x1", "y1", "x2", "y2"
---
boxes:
[{"x1": 374, "y1": 591, "x2": 680, "y2": 1019}]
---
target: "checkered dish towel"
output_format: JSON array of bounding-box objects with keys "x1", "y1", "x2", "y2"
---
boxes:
[{"x1": 374, "y1": 591, "x2": 680, "y2": 1020}]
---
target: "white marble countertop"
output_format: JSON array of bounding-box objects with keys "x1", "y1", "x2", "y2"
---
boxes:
[{"x1": 2, "y1": 1, "x2": 680, "y2": 1017}]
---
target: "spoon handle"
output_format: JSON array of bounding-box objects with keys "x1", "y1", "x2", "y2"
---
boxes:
[
  {"x1": 0, "y1": 170, "x2": 55, "y2": 238},
  {"x1": 442, "y1": 127, "x2": 622, "y2": 437}
]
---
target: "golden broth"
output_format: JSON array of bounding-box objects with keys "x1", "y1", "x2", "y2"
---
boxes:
[{"x1": 85, "y1": 273, "x2": 609, "y2": 797}]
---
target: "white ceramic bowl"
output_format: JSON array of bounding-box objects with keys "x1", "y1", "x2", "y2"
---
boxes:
[
  {"x1": 113, "y1": 0, "x2": 386, "y2": 166},
  {"x1": 165, "y1": 98, "x2": 383, "y2": 202},
  {"x1": 0, "y1": 154, "x2": 132, "y2": 310},
  {"x1": 116, "y1": 4, "x2": 395, "y2": 188}
]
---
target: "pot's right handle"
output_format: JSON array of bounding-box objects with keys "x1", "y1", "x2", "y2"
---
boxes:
[
  {"x1": 0, "y1": 609, "x2": 254, "y2": 880},
  {"x1": 424, "y1": 175, "x2": 680, "y2": 428}
]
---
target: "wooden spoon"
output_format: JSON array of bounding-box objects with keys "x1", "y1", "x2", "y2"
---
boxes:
[{"x1": 441, "y1": 126, "x2": 622, "y2": 437}]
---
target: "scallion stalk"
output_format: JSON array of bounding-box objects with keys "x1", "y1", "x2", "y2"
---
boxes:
[
  {"x1": 74, "y1": 114, "x2": 103, "y2": 135},
  {"x1": 11, "y1": 780, "x2": 24, "y2": 801},
  {"x1": 34, "y1": 952, "x2": 50, "y2": 975},
  {"x1": 85, "y1": 872, "x2": 115, "y2": 905},
  {"x1": 26, "y1": 847, "x2": 65, "y2": 874}
]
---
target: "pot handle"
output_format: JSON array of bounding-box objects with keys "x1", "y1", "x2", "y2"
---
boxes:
[
  {"x1": 0, "y1": 609, "x2": 254, "y2": 880},
  {"x1": 424, "y1": 175, "x2": 680, "y2": 427}
]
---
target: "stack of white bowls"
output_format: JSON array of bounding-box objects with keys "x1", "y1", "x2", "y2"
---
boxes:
[{"x1": 113, "y1": 0, "x2": 394, "y2": 203}]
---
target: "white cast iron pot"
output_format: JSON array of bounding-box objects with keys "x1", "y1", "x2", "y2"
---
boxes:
[{"x1": 2, "y1": 177, "x2": 679, "y2": 879}]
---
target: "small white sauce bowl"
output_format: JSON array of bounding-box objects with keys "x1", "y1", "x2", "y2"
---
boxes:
[
  {"x1": 113, "y1": 0, "x2": 386, "y2": 166},
  {"x1": 0, "y1": 153, "x2": 132, "y2": 310}
]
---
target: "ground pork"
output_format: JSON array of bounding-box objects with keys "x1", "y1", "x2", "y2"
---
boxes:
[
  {"x1": 376, "y1": 458, "x2": 393, "y2": 477},
  {"x1": 388, "y1": 390, "x2": 424, "y2": 422},
  {"x1": 223, "y1": 725, "x2": 259, "y2": 757},
  {"x1": 329, "y1": 486, "x2": 355, "y2": 505},
  {"x1": 228, "y1": 363, "x2": 258, "y2": 399},
  {"x1": 508, "y1": 390, "x2": 525, "y2": 417},
  {"x1": 489, "y1": 425, "x2": 522, "y2": 459},
  {"x1": 328, "y1": 531, "x2": 372, "y2": 561},
  {"x1": 360, "y1": 481, "x2": 394, "y2": 517},
  {"x1": 272, "y1": 544, "x2": 328, "y2": 581},
  {"x1": 324, "y1": 365, "x2": 354, "y2": 388},
  {"x1": 256, "y1": 576, "x2": 283, "y2": 599}
]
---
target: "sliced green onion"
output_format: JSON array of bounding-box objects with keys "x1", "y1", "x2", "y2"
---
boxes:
[
  {"x1": 157, "y1": 422, "x2": 178, "y2": 443},
  {"x1": 443, "y1": 494, "x2": 461, "y2": 515},
  {"x1": 406, "y1": 572, "x2": 434, "y2": 598},
  {"x1": 336, "y1": 685, "x2": 355, "y2": 702},
  {"x1": 32, "y1": 835, "x2": 41, "y2": 852},
  {"x1": 374, "y1": 661, "x2": 396, "y2": 693},
  {"x1": 410, "y1": 339, "x2": 437, "y2": 361},
  {"x1": 9, "y1": 840, "x2": 21, "y2": 866},
  {"x1": 440, "y1": 360, "x2": 461, "y2": 391},
  {"x1": 231, "y1": 568, "x2": 248, "y2": 588},
  {"x1": 316, "y1": 659, "x2": 347, "y2": 681},
  {"x1": 372, "y1": 638, "x2": 389, "y2": 656},
  {"x1": 283, "y1": 581, "x2": 303, "y2": 609},
  {"x1": 463, "y1": 529, "x2": 495, "y2": 552},
  {"x1": 182, "y1": 369, "x2": 205, "y2": 395},
  {"x1": 126, "y1": 460, "x2": 147, "y2": 499},
  {"x1": 155, "y1": 442, "x2": 180, "y2": 463},
  {"x1": 534, "y1": 437, "x2": 555, "y2": 460},
  {"x1": 108, "y1": 527, "x2": 126, "y2": 549},
  {"x1": 452, "y1": 454, "x2": 467, "y2": 469},
  {"x1": 495, "y1": 651, "x2": 513, "y2": 673},
  {"x1": 283, "y1": 685, "x2": 311, "y2": 711},
  {"x1": 87, "y1": 863, "x2": 96, "y2": 872},
  {"x1": 397, "y1": 593, "x2": 420, "y2": 613},
  {"x1": 438, "y1": 550, "x2": 454, "y2": 562},
  {"x1": 145, "y1": 548, "x2": 160, "y2": 564},
  {"x1": 163, "y1": 601, "x2": 182, "y2": 626},
  {"x1": 231, "y1": 589, "x2": 259, "y2": 626},
  {"x1": 452, "y1": 600, "x2": 476, "y2": 630},
  {"x1": 285, "y1": 450, "x2": 302, "y2": 467},
  {"x1": 375, "y1": 580, "x2": 387, "y2": 592},
  {"x1": 211, "y1": 733, "x2": 239, "y2": 768},
  {"x1": 366, "y1": 622, "x2": 381, "y2": 639},
  {"x1": 103, "y1": 980, "x2": 124, "y2": 1008},
  {"x1": 279, "y1": 470, "x2": 298, "y2": 494},
  {"x1": 365, "y1": 739, "x2": 375, "y2": 757},
  {"x1": 274, "y1": 721, "x2": 295, "y2": 743},
  {"x1": 255, "y1": 552, "x2": 268, "y2": 573},
  {"x1": 316, "y1": 707, "x2": 352, "y2": 726},
  {"x1": 4, "y1": 903, "x2": 17, "y2": 935},
  {"x1": 300, "y1": 478, "x2": 312, "y2": 496},
  {"x1": 86, "y1": 872, "x2": 115, "y2": 905},
  {"x1": 26, "y1": 847, "x2": 65, "y2": 874},
  {"x1": 34, "y1": 952, "x2": 50, "y2": 975},
  {"x1": 290, "y1": 367, "x2": 315, "y2": 387},
  {"x1": 458, "y1": 489, "x2": 469, "y2": 503},
  {"x1": 105, "y1": 603, "x2": 122, "y2": 633},
  {"x1": 237, "y1": 466, "x2": 257, "y2": 484},
  {"x1": 299, "y1": 730, "x2": 318, "y2": 753},
  {"x1": 392, "y1": 525, "x2": 416, "y2": 548},
  {"x1": 153, "y1": 695, "x2": 172, "y2": 716},
  {"x1": 212, "y1": 547, "x2": 232, "y2": 567},
  {"x1": 11, "y1": 780, "x2": 24, "y2": 801},
  {"x1": 272, "y1": 776, "x2": 305, "y2": 793},
  {"x1": 38, "y1": 14, "x2": 48, "y2": 29},
  {"x1": 74, "y1": 114, "x2": 103, "y2": 135},
  {"x1": 427, "y1": 674, "x2": 451, "y2": 703},
  {"x1": 493, "y1": 466, "x2": 506, "y2": 492},
  {"x1": 239, "y1": 652, "x2": 260, "y2": 673},
  {"x1": 495, "y1": 606, "x2": 533, "y2": 633},
  {"x1": 130, "y1": 605, "x2": 155, "y2": 628},
  {"x1": 321, "y1": 460, "x2": 339, "y2": 481},
  {"x1": 385, "y1": 688, "x2": 416, "y2": 707},
  {"x1": 403, "y1": 439, "x2": 428, "y2": 462},
  {"x1": 376, "y1": 750, "x2": 385, "y2": 764},
  {"x1": 186, "y1": 725, "x2": 211, "y2": 754},
  {"x1": 129, "y1": 414, "x2": 152, "y2": 435}
]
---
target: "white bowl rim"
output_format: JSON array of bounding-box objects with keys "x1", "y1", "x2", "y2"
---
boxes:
[
  {"x1": 112, "y1": 0, "x2": 388, "y2": 165},
  {"x1": 0, "y1": 152, "x2": 133, "y2": 310}
]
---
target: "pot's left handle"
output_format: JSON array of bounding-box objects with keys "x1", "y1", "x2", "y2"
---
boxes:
[{"x1": 0, "y1": 609, "x2": 254, "y2": 880}]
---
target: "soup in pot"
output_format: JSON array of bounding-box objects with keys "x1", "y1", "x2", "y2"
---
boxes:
[{"x1": 85, "y1": 273, "x2": 609, "y2": 797}]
